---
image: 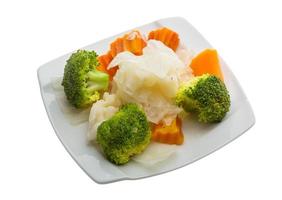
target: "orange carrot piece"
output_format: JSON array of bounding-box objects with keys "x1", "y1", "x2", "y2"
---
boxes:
[
  {"x1": 154, "y1": 29, "x2": 161, "y2": 40},
  {"x1": 107, "y1": 66, "x2": 118, "y2": 80},
  {"x1": 164, "y1": 30, "x2": 174, "y2": 46},
  {"x1": 98, "y1": 52, "x2": 112, "y2": 68},
  {"x1": 168, "y1": 35, "x2": 175, "y2": 50},
  {"x1": 110, "y1": 39, "x2": 118, "y2": 57},
  {"x1": 110, "y1": 37, "x2": 124, "y2": 58},
  {"x1": 152, "y1": 117, "x2": 184, "y2": 145},
  {"x1": 97, "y1": 52, "x2": 117, "y2": 80},
  {"x1": 148, "y1": 30, "x2": 155, "y2": 40},
  {"x1": 190, "y1": 49, "x2": 224, "y2": 81},
  {"x1": 148, "y1": 27, "x2": 179, "y2": 51},
  {"x1": 96, "y1": 64, "x2": 106, "y2": 73},
  {"x1": 97, "y1": 30, "x2": 147, "y2": 79},
  {"x1": 114, "y1": 38, "x2": 124, "y2": 54},
  {"x1": 123, "y1": 30, "x2": 147, "y2": 55},
  {"x1": 159, "y1": 28, "x2": 168, "y2": 42}
]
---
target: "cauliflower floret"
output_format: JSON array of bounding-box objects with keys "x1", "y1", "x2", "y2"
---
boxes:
[{"x1": 88, "y1": 92, "x2": 121, "y2": 141}]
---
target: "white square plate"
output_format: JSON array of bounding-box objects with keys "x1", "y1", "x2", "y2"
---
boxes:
[{"x1": 38, "y1": 17, "x2": 255, "y2": 184}]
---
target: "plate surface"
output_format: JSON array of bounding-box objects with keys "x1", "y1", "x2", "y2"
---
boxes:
[{"x1": 38, "y1": 17, "x2": 255, "y2": 184}]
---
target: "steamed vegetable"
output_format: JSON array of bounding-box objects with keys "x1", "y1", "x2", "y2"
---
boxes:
[
  {"x1": 123, "y1": 30, "x2": 147, "y2": 55},
  {"x1": 97, "y1": 52, "x2": 118, "y2": 80},
  {"x1": 97, "y1": 103, "x2": 151, "y2": 165},
  {"x1": 152, "y1": 117, "x2": 184, "y2": 145},
  {"x1": 175, "y1": 74, "x2": 230, "y2": 123},
  {"x1": 110, "y1": 37, "x2": 124, "y2": 57},
  {"x1": 190, "y1": 49, "x2": 224, "y2": 81},
  {"x1": 62, "y1": 50, "x2": 109, "y2": 108},
  {"x1": 148, "y1": 27, "x2": 179, "y2": 51}
]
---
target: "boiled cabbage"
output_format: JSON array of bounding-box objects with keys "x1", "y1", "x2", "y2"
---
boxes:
[{"x1": 109, "y1": 40, "x2": 193, "y2": 125}]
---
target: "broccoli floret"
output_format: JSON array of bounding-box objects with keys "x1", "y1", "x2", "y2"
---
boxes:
[
  {"x1": 175, "y1": 74, "x2": 230, "y2": 123},
  {"x1": 62, "y1": 50, "x2": 109, "y2": 108},
  {"x1": 97, "y1": 103, "x2": 151, "y2": 165}
]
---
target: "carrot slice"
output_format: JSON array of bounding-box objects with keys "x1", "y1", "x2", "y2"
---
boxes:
[
  {"x1": 159, "y1": 28, "x2": 168, "y2": 42},
  {"x1": 123, "y1": 30, "x2": 147, "y2": 55},
  {"x1": 110, "y1": 39, "x2": 118, "y2": 57},
  {"x1": 152, "y1": 117, "x2": 184, "y2": 145},
  {"x1": 169, "y1": 33, "x2": 180, "y2": 51},
  {"x1": 109, "y1": 30, "x2": 147, "y2": 57},
  {"x1": 148, "y1": 27, "x2": 179, "y2": 51},
  {"x1": 164, "y1": 29, "x2": 174, "y2": 46},
  {"x1": 154, "y1": 29, "x2": 161, "y2": 40},
  {"x1": 190, "y1": 49, "x2": 224, "y2": 81},
  {"x1": 115, "y1": 38, "x2": 124, "y2": 53},
  {"x1": 97, "y1": 52, "x2": 113, "y2": 68},
  {"x1": 97, "y1": 52, "x2": 117, "y2": 80},
  {"x1": 148, "y1": 30, "x2": 155, "y2": 40},
  {"x1": 98, "y1": 30, "x2": 147, "y2": 79}
]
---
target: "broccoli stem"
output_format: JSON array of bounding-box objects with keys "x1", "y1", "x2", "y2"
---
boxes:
[{"x1": 87, "y1": 70, "x2": 109, "y2": 92}]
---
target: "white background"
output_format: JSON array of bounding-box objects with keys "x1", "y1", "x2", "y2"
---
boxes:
[{"x1": 0, "y1": 0, "x2": 281, "y2": 199}]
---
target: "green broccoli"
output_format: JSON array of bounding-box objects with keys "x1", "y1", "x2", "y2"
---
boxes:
[
  {"x1": 97, "y1": 103, "x2": 151, "y2": 165},
  {"x1": 62, "y1": 50, "x2": 109, "y2": 108},
  {"x1": 175, "y1": 74, "x2": 230, "y2": 123}
]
